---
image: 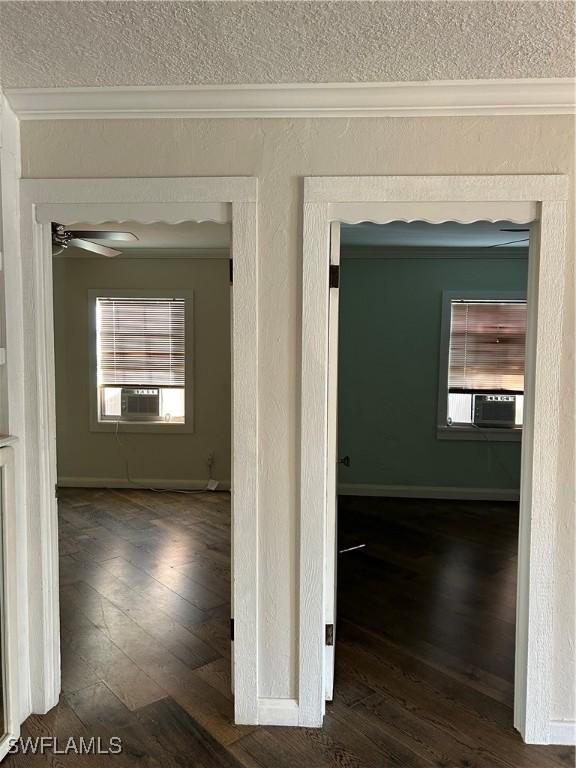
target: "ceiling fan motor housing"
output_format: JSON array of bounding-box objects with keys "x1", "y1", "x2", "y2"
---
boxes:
[{"x1": 52, "y1": 222, "x2": 73, "y2": 248}]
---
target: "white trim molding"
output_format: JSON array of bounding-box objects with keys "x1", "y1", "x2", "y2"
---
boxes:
[
  {"x1": 300, "y1": 174, "x2": 569, "y2": 743},
  {"x1": 5, "y1": 78, "x2": 575, "y2": 120},
  {"x1": 549, "y1": 721, "x2": 576, "y2": 746},
  {"x1": 0, "y1": 446, "x2": 22, "y2": 761},
  {"x1": 1, "y1": 95, "x2": 31, "y2": 726},
  {"x1": 338, "y1": 484, "x2": 520, "y2": 502},
  {"x1": 257, "y1": 698, "x2": 300, "y2": 727},
  {"x1": 9, "y1": 177, "x2": 259, "y2": 726},
  {"x1": 57, "y1": 477, "x2": 231, "y2": 491}
]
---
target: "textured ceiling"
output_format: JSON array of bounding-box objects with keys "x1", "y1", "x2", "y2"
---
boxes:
[{"x1": 0, "y1": 1, "x2": 573, "y2": 89}]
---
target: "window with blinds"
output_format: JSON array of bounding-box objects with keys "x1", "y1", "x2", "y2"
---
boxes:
[
  {"x1": 95, "y1": 297, "x2": 186, "y2": 423},
  {"x1": 448, "y1": 300, "x2": 527, "y2": 394},
  {"x1": 446, "y1": 299, "x2": 527, "y2": 427}
]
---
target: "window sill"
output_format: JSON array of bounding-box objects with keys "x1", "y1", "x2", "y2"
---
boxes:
[
  {"x1": 437, "y1": 425, "x2": 522, "y2": 442},
  {"x1": 90, "y1": 420, "x2": 193, "y2": 434}
]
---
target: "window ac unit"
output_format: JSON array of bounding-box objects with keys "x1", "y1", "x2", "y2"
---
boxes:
[
  {"x1": 121, "y1": 388, "x2": 160, "y2": 421},
  {"x1": 473, "y1": 394, "x2": 516, "y2": 428}
]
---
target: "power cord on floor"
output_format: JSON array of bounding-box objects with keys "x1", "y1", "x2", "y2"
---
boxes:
[
  {"x1": 113, "y1": 419, "x2": 216, "y2": 494},
  {"x1": 470, "y1": 422, "x2": 519, "y2": 488}
]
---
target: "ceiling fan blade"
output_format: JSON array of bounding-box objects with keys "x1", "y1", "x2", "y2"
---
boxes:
[
  {"x1": 68, "y1": 238, "x2": 122, "y2": 258},
  {"x1": 69, "y1": 230, "x2": 138, "y2": 241}
]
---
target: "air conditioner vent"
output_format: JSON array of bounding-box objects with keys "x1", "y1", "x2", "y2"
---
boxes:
[
  {"x1": 121, "y1": 388, "x2": 160, "y2": 421},
  {"x1": 473, "y1": 394, "x2": 516, "y2": 428}
]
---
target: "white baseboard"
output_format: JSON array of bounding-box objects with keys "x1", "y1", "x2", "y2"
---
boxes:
[
  {"x1": 57, "y1": 476, "x2": 231, "y2": 491},
  {"x1": 257, "y1": 698, "x2": 299, "y2": 726},
  {"x1": 549, "y1": 720, "x2": 576, "y2": 746},
  {"x1": 338, "y1": 483, "x2": 519, "y2": 501}
]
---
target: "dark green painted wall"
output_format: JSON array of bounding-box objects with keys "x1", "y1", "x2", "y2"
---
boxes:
[{"x1": 337, "y1": 252, "x2": 528, "y2": 492}]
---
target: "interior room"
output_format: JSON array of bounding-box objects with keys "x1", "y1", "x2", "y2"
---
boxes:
[
  {"x1": 53, "y1": 220, "x2": 232, "y2": 490},
  {"x1": 332, "y1": 219, "x2": 529, "y2": 743},
  {"x1": 51, "y1": 220, "x2": 241, "y2": 761},
  {"x1": 0, "y1": 2, "x2": 573, "y2": 765}
]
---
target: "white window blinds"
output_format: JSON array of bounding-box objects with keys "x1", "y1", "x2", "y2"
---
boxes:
[
  {"x1": 448, "y1": 301, "x2": 527, "y2": 393},
  {"x1": 96, "y1": 297, "x2": 185, "y2": 387}
]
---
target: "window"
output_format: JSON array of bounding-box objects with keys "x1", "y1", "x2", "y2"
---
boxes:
[
  {"x1": 94, "y1": 295, "x2": 188, "y2": 427},
  {"x1": 438, "y1": 292, "x2": 527, "y2": 439}
]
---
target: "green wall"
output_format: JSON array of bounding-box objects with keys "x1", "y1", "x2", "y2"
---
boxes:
[{"x1": 337, "y1": 252, "x2": 528, "y2": 493}]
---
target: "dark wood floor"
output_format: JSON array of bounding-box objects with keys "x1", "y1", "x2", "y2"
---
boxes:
[
  {"x1": 5, "y1": 489, "x2": 574, "y2": 767},
  {"x1": 337, "y1": 496, "x2": 519, "y2": 706}
]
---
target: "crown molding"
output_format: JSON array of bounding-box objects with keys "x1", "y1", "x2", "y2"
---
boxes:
[{"x1": 5, "y1": 78, "x2": 575, "y2": 120}]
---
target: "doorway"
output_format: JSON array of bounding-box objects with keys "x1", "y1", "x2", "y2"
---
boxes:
[
  {"x1": 51, "y1": 218, "x2": 238, "y2": 739},
  {"x1": 332, "y1": 219, "x2": 528, "y2": 753},
  {"x1": 299, "y1": 174, "x2": 568, "y2": 742},
  {"x1": 11, "y1": 177, "x2": 259, "y2": 728}
]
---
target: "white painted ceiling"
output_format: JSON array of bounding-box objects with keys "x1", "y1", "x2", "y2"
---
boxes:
[
  {"x1": 56, "y1": 219, "x2": 529, "y2": 258},
  {"x1": 341, "y1": 221, "x2": 530, "y2": 249},
  {"x1": 0, "y1": 1, "x2": 573, "y2": 89},
  {"x1": 56, "y1": 220, "x2": 230, "y2": 257}
]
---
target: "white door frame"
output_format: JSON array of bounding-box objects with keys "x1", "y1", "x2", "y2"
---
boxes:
[
  {"x1": 9, "y1": 177, "x2": 259, "y2": 725},
  {"x1": 0, "y1": 446, "x2": 19, "y2": 760},
  {"x1": 299, "y1": 174, "x2": 568, "y2": 741}
]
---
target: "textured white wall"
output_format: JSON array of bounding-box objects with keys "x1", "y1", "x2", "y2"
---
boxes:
[
  {"x1": 20, "y1": 114, "x2": 575, "y2": 719},
  {"x1": 0, "y1": 1, "x2": 574, "y2": 88}
]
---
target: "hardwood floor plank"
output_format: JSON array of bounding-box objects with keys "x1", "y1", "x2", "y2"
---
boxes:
[
  {"x1": 99, "y1": 554, "x2": 227, "y2": 612},
  {"x1": 16, "y1": 488, "x2": 572, "y2": 768},
  {"x1": 60, "y1": 644, "x2": 102, "y2": 695},
  {"x1": 63, "y1": 579, "x2": 249, "y2": 746},
  {"x1": 144, "y1": 562, "x2": 228, "y2": 610},
  {"x1": 230, "y1": 728, "x2": 327, "y2": 768},
  {"x1": 335, "y1": 641, "x2": 533, "y2": 767},
  {"x1": 65, "y1": 553, "x2": 210, "y2": 627},
  {"x1": 323, "y1": 708, "x2": 437, "y2": 768},
  {"x1": 338, "y1": 622, "x2": 516, "y2": 731},
  {"x1": 194, "y1": 658, "x2": 233, "y2": 701},
  {"x1": 2, "y1": 699, "x2": 94, "y2": 768},
  {"x1": 135, "y1": 697, "x2": 244, "y2": 767},
  {"x1": 342, "y1": 619, "x2": 514, "y2": 706},
  {"x1": 61, "y1": 587, "x2": 166, "y2": 711},
  {"x1": 189, "y1": 617, "x2": 232, "y2": 658},
  {"x1": 334, "y1": 694, "x2": 509, "y2": 768},
  {"x1": 176, "y1": 551, "x2": 231, "y2": 592},
  {"x1": 65, "y1": 682, "x2": 134, "y2": 730},
  {"x1": 66, "y1": 578, "x2": 220, "y2": 669}
]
